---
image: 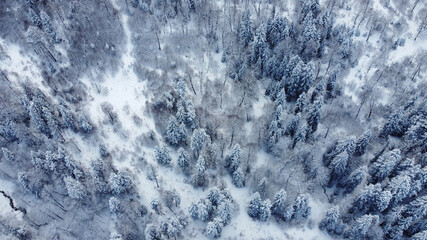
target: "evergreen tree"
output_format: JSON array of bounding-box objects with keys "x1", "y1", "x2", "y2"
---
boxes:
[
  {"x1": 155, "y1": 146, "x2": 172, "y2": 166},
  {"x1": 285, "y1": 113, "x2": 301, "y2": 137},
  {"x1": 340, "y1": 37, "x2": 353, "y2": 59},
  {"x1": 176, "y1": 101, "x2": 187, "y2": 124},
  {"x1": 205, "y1": 218, "x2": 223, "y2": 239},
  {"x1": 354, "y1": 130, "x2": 372, "y2": 156},
  {"x1": 79, "y1": 114, "x2": 93, "y2": 133},
  {"x1": 271, "y1": 189, "x2": 287, "y2": 218},
  {"x1": 166, "y1": 116, "x2": 181, "y2": 145},
  {"x1": 109, "y1": 197, "x2": 121, "y2": 215},
  {"x1": 292, "y1": 123, "x2": 308, "y2": 149},
  {"x1": 256, "y1": 177, "x2": 268, "y2": 198},
  {"x1": 412, "y1": 230, "x2": 427, "y2": 240},
  {"x1": 109, "y1": 171, "x2": 132, "y2": 194},
  {"x1": 186, "y1": 102, "x2": 197, "y2": 129},
  {"x1": 381, "y1": 108, "x2": 409, "y2": 137},
  {"x1": 177, "y1": 148, "x2": 190, "y2": 173},
  {"x1": 29, "y1": 8, "x2": 42, "y2": 27},
  {"x1": 307, "y1": 98, "x2": 323, "y2": 133},
  {"x1": 404, "y1": 115, "x2": 426, "y2": 153},
  {"x1": 370, "y1": 149, "x2": 401, "y2": 183},
  {"x1": 247, "y1": 192, "x2": 271, "y2": 221},
  {"x1": 319, "y1": 206, "x2": 346, "y2": 235},
  {"x1": 39, "y1": 11, "x2": 60, "y2": 43},
  {"x1": 329, "y1": 151, "x2": 348, "y2": 185},
  {"x1": 175, "y1": 78, "x2": 186, "y2": 99},
  {"x1": 340, "y1": 166, "x2": 367, "y2": 194},
  {"x1": 58, "y1": 100, "x2": 78, "y2": 132},
  {"x1": 386, "y1": 174, "x2": 411, "y2": 205},
  {"x1": 252, "y1": 24, "x2": 267, "y2": 75},
  {"x1": 354, "y1": 183, "x2": 391, "y2": 212},
  {"x1": 258, "y1": 199, "x2": 272, "y2": 222},
  {"x1": 294, "y1": 92, "x2": 308, "y2": 114},
  {"x1": 326, "y1": 69, "x2": 338, "y2": 99},
  {"x1": 311, "y1": 80, "x2": 325, "y2": 103},
  {"x1": 217, "y1": 201, "x2": 232, "y2": 225},
  {"x1": 323, "y1": 137, "x2": 355, "y2": 166},
  {"x1": 2, "y1": 148, "x2": 15, "y2": 162},
  {"x1": 231, "y1": 168, "x2": 245, "y2": 188},
  {"x1": 193, "y1": 155, "x2": 207, "y2": 187},
  {"x1": 285, "y1": 61, "x2": 314, "y2": 101},
  {"x1": 64, "y1": 176, "x2": 86, "y2": 200},
  {"x1": 267, "y1": 119, "x2": 280, "y2": 151},
  {"x1": 191, "y1": 128, "x2": 209, "y2": 154},
  {"x1": 225, "y1": 144, "x2": 241, "y2": 173},
  {"x1": 291, "y1": 194, "x2": 311, "y2": 220},
  {"x1": 0, "y1": 121, "x2": 17, "y2": 142},
  {"x1": 283, "y1": 205, "x2": 294, "y2": 221},
  {"x1": 145, "y1": 224, "x2": 161, "y2": 240},
  {"x1": 189, "y1": 203, "x2": 199, "y2": 220},
  {"x1": 239, "y1": 10, "x2": 253, "y2": 47},
  {"x1": 345, "y1": 214, "x2": 379, "y2": 240},
  {"x1": 404, "y1": 195, "x2": 427, "y2": 223},
  {"x1": 266, "y1": 17, "x2": 288, "y2": 48},
  {"x1": 302, "y1": 11, "x2": 319, "y2": 43},
  {"x1": 197, "y1": 199, "x2": 213, "y2": 222}
]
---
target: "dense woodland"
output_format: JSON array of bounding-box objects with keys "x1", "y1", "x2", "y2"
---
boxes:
[{"x1": 0, "y1": 0, "x2": 426, "y2": 239}]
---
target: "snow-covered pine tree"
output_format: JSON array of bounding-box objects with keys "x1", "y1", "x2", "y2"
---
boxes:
[
  {"x1": 326, "y1": 69, "x2": 338, "y2": 99},
  {"x1": 311, "y1": 80, "x2": 325, "y2": 103},
  {"x1": 205, "y1": 218, "x2": 223, "y2": 239},
  {"x1": 191, "y1": 128, "x2": 209, "y2": 154},
  {"x1": 225, "y1": 144, "x2": 241, "y2": 173},
  {"x1": 239, "y1": 9, "x2": 253, "y2": 47},
  {"x1": 345, "y1": 214, "x2": 379, "y2": 240},
  {"x1": 109, "y1": 197, "x2": 121, "y2": 215},
  {"x1": 292, "y1": 123, "x2": 308, "y2": 149},
  {"x1": 271, "y1": 189, "x2": 287, "y2": 218},
  {"x1": 247, "y1": 192, "x2": 272, "y2": 222},
  {"x1": 155, "y1": 146, "x2": 172, "y2": 166},
  {"x1": 109, "y1": 171, "x2": 132, "y2": 194},
  {"x1": 266, "y1": 17, "x2": 288, "y2": 48},
  {"x1": 64, "y1": 176, "x2": 86, "y2": 200},
  {"x1": 340, "y1": 166, "x2": 367, "y2": 194},
  {"x1": 166, "y1": 116, "x2": 181, "y2": 145},
  {"x1": 217, "y1": 201, "x2": 233, "y2": 225},
  {"x1": 370, "y1": 149, "x2": 401, "y2": 183},
  {"x1": 232, "y1": 167, "x2": 245, "y2": 187},
  {"x1": 354, "y1": 130, "x2": 372, "y2": 156},
  {"x1": 307, "y1": 98, "x2": 323, "y2": 133},
  {"x1": 177, "y1": 147, "x2": 190, "y2": 173},
  {"x1": 319, "y1": 206, "x2": 346, "y2": 236},
  {"x1": 329, "y1": 151, "x2": 349, "y2": 185},
  {"x1": 285, "y1": 113, "x2": 301, "y2": 137},
  {"x1": 381, "y1": 108, "x2": 409, "y2": 138},
  {"x1": 386, "y1": 174, "x2": 411, "y2": 205},
  {"x1": 285, "y1": 61, "x2": 314, "y2": 101},
  {"x1": 291, "y1": 194, "x2": 311, "y2": 220},
  {"x1": 0, "y1": 121, "x2": 17, "y2": 142},
  {"x1": 193, "y1": 155, "x2": 207, "y2": 187},
  {"x1": 28, "y1": 8, "x2": 42, "y2": 27},
  {"x1": 1, "y1": 147, "x2": 15, "y2": 162},
  {"x1": 294, "y1": 92, "x2": 307, "y2": 114}
]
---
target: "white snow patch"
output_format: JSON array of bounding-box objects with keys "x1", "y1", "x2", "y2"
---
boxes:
[{"x1": 0, "y1": 39, "x2": 48, "y2": 93}]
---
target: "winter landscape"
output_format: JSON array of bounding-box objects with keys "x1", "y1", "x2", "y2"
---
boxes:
[{"x1": 0, "y1": 0, "x2": 426, "y2": 239}]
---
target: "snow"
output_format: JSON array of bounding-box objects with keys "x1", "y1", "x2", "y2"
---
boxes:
[
  {"x1": 0, "y1": 39, "x2": 49, "y2": 93},
  {"x1": 0, "y1": 180, "x2": 23, "y2": 221},
  {"x1": 253, "y1": 95, "x2": 269, "y2": 118},
  {"x1": 222, "y1": 176, "x2": 332, "y2": 240}
]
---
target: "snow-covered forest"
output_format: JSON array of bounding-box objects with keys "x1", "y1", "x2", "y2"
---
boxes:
[{"x1": 0, "y1": 0, "x2": 426, "y2": 239}]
